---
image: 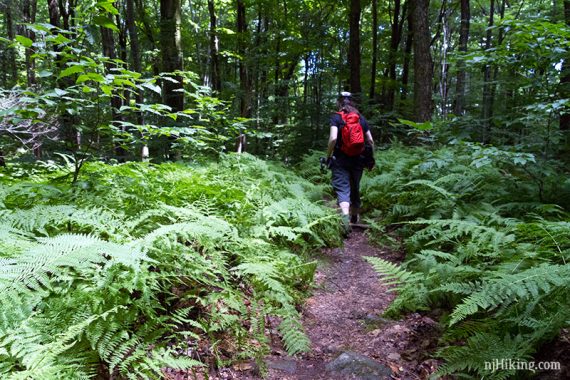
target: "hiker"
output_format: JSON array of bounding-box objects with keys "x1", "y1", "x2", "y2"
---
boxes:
[{"x1": 327, "y1": 92, "x2": 374, "y2": 225}]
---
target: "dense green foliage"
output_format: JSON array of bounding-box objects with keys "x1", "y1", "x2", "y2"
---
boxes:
[
  {"x1": 0, "y1": 154, "x2": 341, "y2": 379},
  {"x1": 1, "y1": 0, "x2": 568, "y2": 160},
  {"x1": 362, "y1": 143, "x2": 570, "y2": 378},
  {"x1": 1, "y1": 0, "x2": 569, "y2": 378}
]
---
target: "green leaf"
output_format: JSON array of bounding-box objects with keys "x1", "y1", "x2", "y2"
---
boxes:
[
  {"x1": 397, "y1": 118, "x2": 433, "y2": 131},
  {"x1": 76, "y1": 72, "x2": 105, "y2": 84},
  {"x1": 101, "y1": 85, "x2": 113, "y2": 96},
  {"x1": 142, "y1": 82, "x2": 162, "y2": 94},
  {"x1": 38, "y1": 70, "x2": 53, "y2": 78},
  {"x1": 97, "y1": 0, "x2": 120, "y2": 15},
  {"x1": 93, "y1": 16, "x2": 119, "y2": 31},
  {"x1": 15, "y1": 35, "x2": 33, "y2": 48},
  {"x1": 50, "y1": 33, "x2": 72, "y2": 45},
  {"x1": 58, "y1": 65, "x2": 85, "y2": 79}
]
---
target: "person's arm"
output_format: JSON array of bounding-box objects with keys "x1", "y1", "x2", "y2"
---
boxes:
[
  {"x1": 365, "y1": 130, "x2": 374, "y2": 148},
  {"x1": 327, "y1": 126, "x2": 338, "y2": 158}
]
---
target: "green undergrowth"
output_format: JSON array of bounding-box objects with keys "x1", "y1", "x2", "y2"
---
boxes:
[
  {"x1": 0, "y1": 153, "x2": 342, "y2": 379},
  {"x1": 361, "y1": 142, "x2": 570, "y2": 379}
]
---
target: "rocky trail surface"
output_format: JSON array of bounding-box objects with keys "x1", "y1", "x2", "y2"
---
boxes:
[
  {"x1": 166, "y1": 230, "x2": 442, "y2": 380},
  {"x1": 223, "y1": 230, "x2": 441, "y2": 380}
]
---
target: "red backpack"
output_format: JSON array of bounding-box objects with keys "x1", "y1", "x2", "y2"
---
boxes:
[{"x1": 337, "y1": 111, "x2": 365, "y2": 156}]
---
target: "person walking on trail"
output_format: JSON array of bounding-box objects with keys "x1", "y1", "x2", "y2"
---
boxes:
[{"x1": 327, "y1": 92, "x2": 374, "y2": 226}]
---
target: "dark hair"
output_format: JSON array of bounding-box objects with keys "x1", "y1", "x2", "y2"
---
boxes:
[{"x1": 337, "y1": 96, "x2": 359, "y2": 114}]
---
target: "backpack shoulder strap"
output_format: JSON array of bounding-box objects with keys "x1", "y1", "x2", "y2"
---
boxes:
[{"x1": 336, "y1": 111, "x2": 347, "y2": 126}]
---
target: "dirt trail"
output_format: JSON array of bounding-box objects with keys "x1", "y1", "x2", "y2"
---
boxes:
[{"x1": 261, "y1": 230, "x2": 440, "y2": 380}]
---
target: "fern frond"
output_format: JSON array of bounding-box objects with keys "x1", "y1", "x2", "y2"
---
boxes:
[
  {"x1": 409, "y1": 218, "x2": 516, "y2": 250},
  {"x1": 449, "y1": 263, "x2": 570, "y2": 325},
  {"x1": 403, "y1": 179, "x2": 456, "y2": 199},
  {"x1": 278, "y1": 312, "x2": 310, "y2": 355},
  {"x1": 364, "y1": 256, "x2": 418, "y2": 291}
]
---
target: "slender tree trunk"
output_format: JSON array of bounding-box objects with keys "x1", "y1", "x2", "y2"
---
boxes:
[
  {"x1": 237, "y1": 0, "x2": 251, "y2": 117},
  {"x1": 481, "y1": 0, "x2": 495, "y2": 143},
  {"x1": 126, "y1": 0, "x2": 143, "y2": 118},
  {"x1": 160, "y1": 0, "x2": 184, "y2": 112},
  {"x1": 48, "y1": 0, "x2": 79, "y2": 148},
  {"x1": 115, "y1": 3, "x2": 128, "y2": 64},
  {"x1": 384, "y1": 0, "x2": 403, "y2": 110},
  {"x1": 561, "y1": 0, "x2": 570, "y2": 132},
  {"x1": 207, "y1": 0, "x2": 221, "y2": 92},
  {"x1": 438, "y1": 0, "x2": 451, "y2": 117},
  {"x1": 124, "y1": 0, "x2": 145, "y2": 158},
  {"x1": 348, "y1": 0, "x2": 362, "y2": 96},
  {"x1": 489, "y1": 0, "x2": 506, "y2": 123},
  {"x1": 369, "y1": 0, "x2": 378, "y2": 101},
  {"x1": 453, "y1": 0, "x2": 470, "y2": 115},
  {"x1": 22, "y1": 0, "x2": 38, "y2": 159},
  {"x1": 126, "y1": 0, "x2": 141, "y2": 75},
  {"x1": 136, "y1": 0, "x2": 159, "y2": 77},
  {"x1": 101, "y1": 26, "x2": 126, "y2": 158},
  {"x1": 401, "y1": 8, "x2": 413, "y2": 101},
  {"x1": 5, "y1": 0, "x2": 17, "y2": 86},
  {"x1": 22, "y1": 0, "x2": 37, "y2": 87},
  {"x1": 411, "y1": 0, "x2": 433, "y2": 121},
  {"x1": 560, "y1": 0, "x2": 570, "y2": 155}
]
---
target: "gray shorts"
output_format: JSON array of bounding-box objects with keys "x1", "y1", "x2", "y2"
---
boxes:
[{"x1": 331, "y1": 156, "x2": 364, "y2": 208}]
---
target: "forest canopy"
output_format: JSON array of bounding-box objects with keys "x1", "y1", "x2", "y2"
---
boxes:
[{"x1": 0, "y1": 0, "x2": 567, "y2": 161}]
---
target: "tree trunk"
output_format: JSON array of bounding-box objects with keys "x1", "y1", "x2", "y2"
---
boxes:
[
  {"x1": 47, "y1": 0, "x2": 59, "y2": 27},
  {"x1": 383, "y1": 0, "x2": 403, "y2": 110},
  {"x1": 22, "y1": 0, "x2": 37, "y2": 87},
  {"x1": 5, "y1": 0, "x2": 17, "y2": 86},
  {"x1": 126, "y1": 0, "x2": 143, "y2": 123},
  {"x1": 489, "y1": 0, "x2": 506, "y2": 125},
  {"x1": 48, "y1": 0, "x2": 79, "y2": 148},
  {"x1": 401, "y1": 8, "x2": 413, "y2": 101},
  {"x1": 160, "y1": 0, "x2": 184, "y2": 112},
  {"x1": 348, "y1": 0, "x2": 361, "y2": 96},
  {"x1": 237, "y1": 0, "x2": 251, "y2": 117},
  {"x1": 411, "y1": 0, "x2": 433, "y2": 122},
  {"x1": 560, "y1": 0, "x2": 570, "y2": 155},
  {"x1": 453, "y1": 0, "x2": 470, "y2": 116},
  {"x1": 369, "y1": 0, "x2": 378, "y2": 101},
  {"x1": 101, "y1": 26, "x2": 126, "y2": 158},
  {"x1": 207, "y1": 0, "x2": 221, "y2": 92},
  {"x1": 561, "y1": 0, "x2": 570, "y2": 132},
  {"x1": 481, "y1": 0, "x2": 495, "y2": 143},
  {"x1": 438, "y1": 0, "x2": 451, "y2": 117}
]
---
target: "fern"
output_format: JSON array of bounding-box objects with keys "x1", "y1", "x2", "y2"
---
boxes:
[
  {"x1": 0, "y1": 154, "x2": 342, "y2": 377},
  {"x1": 448, "y1": 263, "x2": 570, "y2": 325},
  {"x1": 408, "y1": 218, "x2": 516, "y2": 251},
  {"x1": 364, "y1": 256, "x2": 418, "y2": 291},
  {"x1": 436, "y1": 332, "x2": 533, "y2": 379},
  {"x1": 278, "y1": 312, "x2": 311, "y2": 355},
  {"x1": 363, "y1": 144, "x2": 570, "y2": 377}
]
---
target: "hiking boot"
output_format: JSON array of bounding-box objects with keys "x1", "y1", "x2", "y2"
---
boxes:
[
  {"x1": 350, "y1": 214, "x2": 359, "y2": 224},
  {"x1": 341, "y1": 214, "x2": 352, "y2": 237}
]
